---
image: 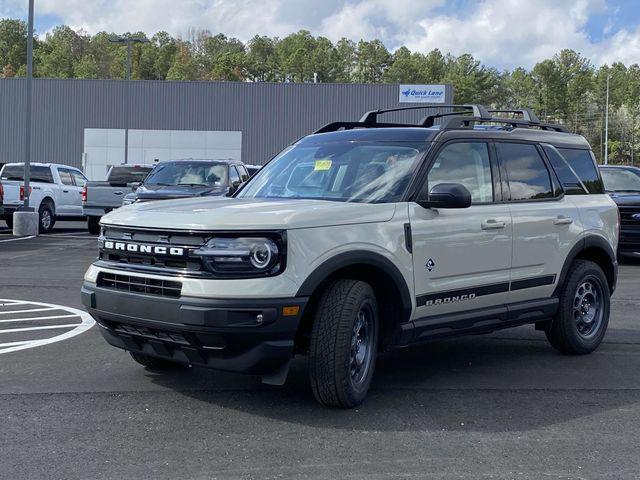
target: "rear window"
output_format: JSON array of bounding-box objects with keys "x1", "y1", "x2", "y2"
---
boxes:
[
  {"x1": 0, "y1": 165, "x2": 54, "y2": 183},
  {"x1": 542, "y1": 146, "x2": 587, "y2": 195},
  {"x1": 557, "y1": 148, "x2": 604, "y2": 194},
  {"x1": 497, "y1": 142, "x2": 554, "y2": 201},
  {"x1": 107, "y1": 166, "x2": 153, "y2": 184}
]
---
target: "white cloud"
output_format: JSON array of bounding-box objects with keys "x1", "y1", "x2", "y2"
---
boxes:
[{"x1": 1, "y1": 0, "x2": 639, "y2": 69}]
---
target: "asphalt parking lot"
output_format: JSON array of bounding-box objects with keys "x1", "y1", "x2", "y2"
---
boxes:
[{"x1": 1, "y1": 221, "x2": 640, "y2": 479}]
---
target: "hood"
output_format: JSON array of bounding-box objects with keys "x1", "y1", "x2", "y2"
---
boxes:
[
  {"x1": 607, "y1": 192, "x2": 640, "y2": 206},
  {"x1": 102, "y1": 197, "x2": 397, "y2": 230},
  {"x1": 135, "y1": 184, "x2": 228, "y2": 200}
]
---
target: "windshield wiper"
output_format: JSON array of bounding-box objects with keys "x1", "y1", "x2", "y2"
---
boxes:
[
  {"x1": 178, "y1": 183, "x2": 209, "y2": 187},
  {"x1": 612, "y1": 189, "x2": 640, "y2": 193}
]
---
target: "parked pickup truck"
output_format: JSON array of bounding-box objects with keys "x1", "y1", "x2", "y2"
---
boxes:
[
  {"x1": 0, "y1": 162, "x2": 88, "y2": 233},
  {"x1": 83, "y1": 165, "x2": 153, "y2": 234}
]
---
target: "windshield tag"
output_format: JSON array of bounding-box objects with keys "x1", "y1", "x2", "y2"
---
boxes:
[{"x1": 314, "y1": 159, "x2": 332, "y2": 171}]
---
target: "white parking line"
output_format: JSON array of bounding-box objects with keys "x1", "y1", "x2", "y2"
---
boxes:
[
  {"x1": 0, "y1": 314, "x2": 79, "y2": 323},
  {"x1": 0, "y1": 299, "x2": 95, "y2": 354},
  {"x1": 0, "y1": 307, "x2": 57, "y2": 315},
  {"x1": 0, "y1": 236, "x2": 36, "y2": 243},
  {"x1": 0, "y1": 323, "x2": 82, "y2": 334}
]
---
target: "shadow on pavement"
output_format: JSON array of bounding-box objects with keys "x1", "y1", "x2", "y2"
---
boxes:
[{"x1": 146, "y1": 332, "x2": 640, "y2": 433}]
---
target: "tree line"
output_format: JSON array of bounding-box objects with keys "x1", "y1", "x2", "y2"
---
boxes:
[{"x1": 1, "y1": 18, "x2": 639, "y2": 164}]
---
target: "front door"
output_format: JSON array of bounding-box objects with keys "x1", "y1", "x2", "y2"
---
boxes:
[{"x1": 410, "y1": 140, "x2": 513, "y2": 323}]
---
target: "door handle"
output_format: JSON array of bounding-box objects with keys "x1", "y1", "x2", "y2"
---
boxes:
[
  {"x1": 554, "y1": 215, "x2": 573, "y2": 225},
  {"x1": 481, "y1": 219, "x2": 506, "y2": 230},
  {"x1": 63, "y1": 189, "x2": 69, "y2": 193},
  {"x1": 113, "y1": 191, "x2": 124, "y2": 196}
]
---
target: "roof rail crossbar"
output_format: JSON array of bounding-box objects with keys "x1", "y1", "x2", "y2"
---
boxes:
[
  {"x1": 488, "y1": 108, "x2": 541, "y2": 124},
  {"x1": 440, "y1": 115, "x2": 569, "y2": 133},
  {"x1": 419, "y1": 110, "x2": 477, "y2": 127},
  {"x1": 359, "y1": 104, "x2": 492, "y2": 125},
  {"x1": 313, "y1": 121, "x2": 422, "y2": 134}
]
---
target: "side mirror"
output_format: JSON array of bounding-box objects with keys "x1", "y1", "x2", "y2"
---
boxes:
[
  {"x1": 417, "y1": 182, "x2": 472, "y2": 209},
  {"x1": 130, "y1": 182, "x2": 141, "y2": 190}
]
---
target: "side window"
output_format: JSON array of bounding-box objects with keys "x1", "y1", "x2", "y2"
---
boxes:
[
  {"x1": 70, "y1": 170, "x2": 87, "y2": 187},
  {"x1": 498, "y1": 143, "x2": 554, "y2": 201},
  {"x1": 58, "y1": 169, "x2": 75, "y2": 186},
  {"x1": 229, "y1": 166, "x2": 240, "y2": 186},
  {"x1": 428, "y1": 142, "x2": 493, "y2": 204},
  {"x1": 30, "y1": 166, "x2": 54, "y2": 183},
  {"x1": 542, "y1": 145, "x2": 587, "y2": 195},
  {"x1": 557, "y1": 148, "x2": 604, "y2": 194},
  {"x1": 237, "y1": 165, "x2": 249, "y2": 182}
]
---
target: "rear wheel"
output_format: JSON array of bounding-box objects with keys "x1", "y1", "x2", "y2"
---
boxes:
[
  {"x1": 129, "y1": 352, "x2": 187, "y2": 370},
  {"x1": 38, "y1": 203, "x2": 55, "y2": 233},
  {"x1": 545, "y1": 260, "x2": 610, "y2": 354},
  {"x1": 309, "y1": 279, "x2": 379, "y2": 408},
  {"x1": 87, "y1": 216, "x2": 101, "y2": 235}
]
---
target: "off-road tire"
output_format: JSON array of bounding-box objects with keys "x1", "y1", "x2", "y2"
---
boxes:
[
  {"x1": 309, "y1": 279, "x2": 379, "y2": 408},
  {"x1": 38, "y1": 202, "x2": 55, "y2": 233},
  {"x1": 545, "y1": 259, "x2": 610, "y2": 354},
  {"x1": 129, "y1": 352, "x2": 187, "y2": 370},
  {"x1": 87, "y1": 216, "x2": 101, "y2": 235}
]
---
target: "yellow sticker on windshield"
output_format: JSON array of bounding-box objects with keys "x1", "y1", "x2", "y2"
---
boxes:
[{"x1": 314, "y1": 159, "x2": 332, "y2": 171}]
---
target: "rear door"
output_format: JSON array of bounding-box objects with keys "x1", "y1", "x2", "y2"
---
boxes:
[
  {"x1": 409, "y1": 140, "x2": 513, "y2": 322},
  {"x1": 497, "y1": 142, "x2": 581, "y2": 303},
  {"x1": 56, "y1": 168, "x2": 80, "y2": 215}
]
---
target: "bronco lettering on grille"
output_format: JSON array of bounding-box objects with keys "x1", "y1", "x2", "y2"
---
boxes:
[{"x1": 103, "y1": 241, "x2": 185, "y2": 257}]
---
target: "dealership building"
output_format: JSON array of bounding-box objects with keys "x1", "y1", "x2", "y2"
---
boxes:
[{"x1": 0, "y1": 79, "x2": 452, "y2": 179}]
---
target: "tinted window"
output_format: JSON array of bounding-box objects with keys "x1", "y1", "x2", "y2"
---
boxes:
[
  {"x1": 542, "y1": 145, "x2": 586, "y2": 195},
  {"x1": 498, "y1": 143, "x2": 554, "y2": 201},
  {"x1": 0, "y1": 165, "x2": 54, "y2": 183},
  {"x1": 58, "y1": 169, "x2": 74, "y2": 186},
  {"x1": 237, "y1": 165, "x2": 249, "y2": 182},
  {"x1": 108, "y1": 166, "x2": 153, "y2": 184},
  {"x1": 70, "y1": 170, "x2": 87, "y2": 187},
  {"x1": 557, "y1": 148, "x2": 604, "y2": 194},
  {"x1": 428, "y1": 142, "x2": 493, "y2": 203},
  {"x1": 230, "y1": 166, "x2": 240, "y2": 185}
]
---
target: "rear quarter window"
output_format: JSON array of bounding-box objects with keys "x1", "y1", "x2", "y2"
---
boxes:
[{"x1": 557, "y1": 148, "x2": 604, "y2": 194}]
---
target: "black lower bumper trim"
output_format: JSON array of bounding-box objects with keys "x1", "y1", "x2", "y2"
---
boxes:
[{"x1": 82, "y1": 282, "x2": 307, "y2": 375}]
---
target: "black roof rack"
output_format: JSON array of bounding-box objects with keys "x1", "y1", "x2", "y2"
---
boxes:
[
  {"x1": 359, "y1": 104, "x2": 492, "y2": 125},
  {"x1": 313, "y1": 104, "x2": 569, "y2": 134},
  {"x1": 488, "y1": 109, "x2": 541, "y2": 124}
]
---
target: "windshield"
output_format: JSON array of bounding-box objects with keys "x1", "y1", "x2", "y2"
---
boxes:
[
  {"x1": 237, "y1": 141, "x2": 427, "y2": 203},
  {"x1": 600, "y1": 168, "x2": 640, "y2": 192},
  {"x1": 108, "y1": 166, "x2": 153, "y2": 184},
  {"x1": 144, "y1": 162, "x2": 228, "y2": 187}
]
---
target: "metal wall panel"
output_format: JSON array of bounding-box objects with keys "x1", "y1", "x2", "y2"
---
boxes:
[{"x1": 0, "y1": 78, "x2": 453, "y2": 169}]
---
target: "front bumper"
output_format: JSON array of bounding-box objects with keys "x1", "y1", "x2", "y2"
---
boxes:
[{"x1": 81, "y1": 282, "x2": 308, "y2": 376}]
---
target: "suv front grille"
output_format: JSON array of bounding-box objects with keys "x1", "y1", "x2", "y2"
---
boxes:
[
  {"x1": 97, "y1": 272, "x2": 182, "y2": 298},
  {"x1": 619, "y1": 206, "x2": 640, "y2": 229}
]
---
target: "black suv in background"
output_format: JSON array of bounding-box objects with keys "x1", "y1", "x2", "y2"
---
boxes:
[
  {"x1": 123, "y1": 158, "x2": 250, "y2": 205},
  {"x1": 600, "y1": 165, "x2": 640, "y2": 258}
]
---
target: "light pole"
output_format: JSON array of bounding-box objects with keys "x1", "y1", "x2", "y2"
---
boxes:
[
  {"x1": 109, "y1": 36, "x2": 148, "y2": 164},
  {"x1": 604, "y1": 73, "x2": 610, "y2": 165},
  {"x1": 21, "y1": 0, "x2": 34, "y2": 211}
]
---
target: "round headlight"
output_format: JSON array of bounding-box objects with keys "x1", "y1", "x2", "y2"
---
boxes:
[{"x1": 250, "y1": 240, "x2": 277, "y2": 269}]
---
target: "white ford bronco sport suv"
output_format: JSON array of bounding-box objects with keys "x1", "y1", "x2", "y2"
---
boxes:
[{"x1": 82, "y1": 105, "x2": 618, "y2": 408}]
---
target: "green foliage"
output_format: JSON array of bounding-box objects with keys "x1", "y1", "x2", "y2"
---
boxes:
[{"x1": 0, "y1": 19, "x2": 639, "y2": 163}]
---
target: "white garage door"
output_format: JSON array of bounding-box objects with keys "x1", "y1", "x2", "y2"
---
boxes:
[{"x1": 83, "y1": 129, "x2": 242, "y2": 180}]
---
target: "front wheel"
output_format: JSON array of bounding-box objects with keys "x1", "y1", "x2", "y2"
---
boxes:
[
  {"x1": 309, "y1": 279, "x2": 379, "y2": 408},
  {"x1": 545, "y1": 260, "x2": 610, "y2": 354},
  {"x1": 87, "y1": 216, "x2": 101, "y2": 235}
]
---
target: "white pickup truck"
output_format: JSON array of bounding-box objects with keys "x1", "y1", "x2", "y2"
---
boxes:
[{"x1": 0, "y1": 162, "x2": 88, "y2": 233}]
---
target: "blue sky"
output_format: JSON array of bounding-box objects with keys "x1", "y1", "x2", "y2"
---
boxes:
[{"x1": 2, "y1": 0, "x2": 639, "y2": 69}]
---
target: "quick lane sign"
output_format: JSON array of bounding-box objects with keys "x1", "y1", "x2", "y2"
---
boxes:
[{"x1": 399, "y1": 84, "x2": 446, "y2": 103}]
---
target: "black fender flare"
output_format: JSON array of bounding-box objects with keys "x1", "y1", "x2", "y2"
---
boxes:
[
  {"x1": 296, "y1": 250, "x2": 413, "y2": 321},
  {"x1": 553, "y1": 235, "x2": 617, "y2": 296}
]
